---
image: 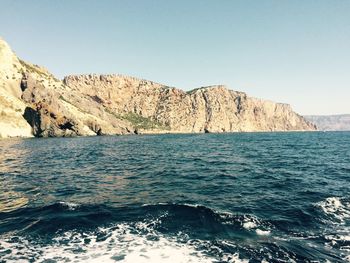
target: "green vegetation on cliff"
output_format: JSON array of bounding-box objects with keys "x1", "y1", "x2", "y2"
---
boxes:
[{"x1": 121, "y1": 112, "x2": 169, "y2": 130}]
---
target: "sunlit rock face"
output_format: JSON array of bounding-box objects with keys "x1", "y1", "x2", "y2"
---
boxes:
[
  {"x1": 0, "y1": 38, "x2": 316, "y2": 138},
  {"x1": 64, "y1": 75, "x2": 316, "y2": 133},
  {"x1": 0, "y1": 38, "x2": 33, "y2": 138}
]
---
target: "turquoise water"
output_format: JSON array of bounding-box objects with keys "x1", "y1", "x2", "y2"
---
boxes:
[{"x1": 0, "y1": 132, "x2": 349, "y2": 262}]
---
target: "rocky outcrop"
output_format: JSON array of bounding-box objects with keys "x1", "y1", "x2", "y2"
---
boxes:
[
  {"x1": 0, "y1": 38, "x2": 316, "y2": 138},
  {"x1": 0, "y1": 39, "x2": 33, "y2": 138},
  {"x1": 0, "y1": 38, "x2": 132, "y2": 138},
  {"x1": 20, "y1": 73, "x2": 87, "y2": 137}
]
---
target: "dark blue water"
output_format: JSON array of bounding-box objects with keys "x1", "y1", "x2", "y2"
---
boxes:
[{"x1": 0, "y1": 132, "x2": 350, "y2": 262}]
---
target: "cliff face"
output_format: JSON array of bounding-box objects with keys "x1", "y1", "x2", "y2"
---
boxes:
[
  {"x1": 0, "y1": 38, "x2": 132, "y2": 138},
  {"x1": 0, "y1": 39, "x2": 33, "y2": 138},
  {"x1": 0, "y1": 38, "x2": 316, "y2": 138},
  {"x1": 64, "y1": 74, "x2": 316, "y2": 133}
]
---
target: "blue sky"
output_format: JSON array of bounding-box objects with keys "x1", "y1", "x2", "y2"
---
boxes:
[{"x1": 1, "y1": 0, "x2": 349, "y2": 115}]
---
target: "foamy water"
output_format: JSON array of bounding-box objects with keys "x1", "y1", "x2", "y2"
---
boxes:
[
  {"x1": 0, "y1": 222, "x2": 248, "y2": 263},
  {"x1": 317, "y1": 197, "x2": 350, "y2": 223}
]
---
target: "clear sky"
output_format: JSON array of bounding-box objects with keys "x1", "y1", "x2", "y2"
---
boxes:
[{"x1": 1, "y1": 0, "x2": 349, "y2": 115}]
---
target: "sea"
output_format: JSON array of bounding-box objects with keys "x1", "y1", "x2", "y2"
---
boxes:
[{"x1": 0, "y1": 132, "x2": 349, "y2": 262}]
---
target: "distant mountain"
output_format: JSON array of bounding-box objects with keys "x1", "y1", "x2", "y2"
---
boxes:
[
  {"x1": 0, "y1": 37, "x2": 316, "y2": 138},
  {"x1": 304, "y1": 115, "x2": 350, "y2": 131}
]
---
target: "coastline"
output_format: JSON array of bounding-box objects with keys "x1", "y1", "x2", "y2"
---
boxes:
[{"x1": 0, "y1": 129, "x2": 321, "y2": 141}]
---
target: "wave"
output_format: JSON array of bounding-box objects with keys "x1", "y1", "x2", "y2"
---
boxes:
[
  {"x1": 0, "y1": 202, "x2": 273, "y2": 238},
  {"x1": 2, "y1": 201, "x2": 346, "y2": 262},
  {"x1": 139, "y1": 203, "x2": 273, "y2": 238},
  {"x1": 0, "y1": 219, "x2": 249, "y2": 263},
  {"x1": 0, "y1": 202, "x2": 276, "y2": 262},
  {"x1": 0, "y1": 190, "x2": 28, "y2": 213},
  {"x1": 314, "y1": 197, "x2": 350, "y2": 261},
  {"x1": 57, "y1": 201, "x2": 80, "y2": 211},
  {"x1": 316, "y1": 197, "x2": 350, "y2": 223}
]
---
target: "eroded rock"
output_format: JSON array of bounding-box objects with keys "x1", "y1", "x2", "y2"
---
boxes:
[{"x1": 0, "y1": 37, "x2": 316, "y2": 138}]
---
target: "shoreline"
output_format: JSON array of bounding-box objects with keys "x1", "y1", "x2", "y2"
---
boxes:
[{"x1": 0, "y1": 129, "x2": 325, "y2": 141}]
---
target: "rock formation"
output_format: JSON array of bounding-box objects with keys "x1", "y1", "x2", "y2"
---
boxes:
[
  {"x1": 0, "y1": 38, "x2": 316, "y2": 138},
  {"x1": 64, "y1": 75, "x2": 316, "y2": 133},
  {"x1": 0, "y1": 39, "x2": 33, "y2": 138}
]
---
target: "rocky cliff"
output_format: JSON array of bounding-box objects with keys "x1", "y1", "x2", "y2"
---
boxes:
[
  {"x1": 0, "y1": 39, "x2": 33, "y2": 138},
  {"x1": 64, "y1": 75, "x2": 316, "y2": 133},
  {"x1": 0, "y1": 38, "x2": 316, "y2": 138}
]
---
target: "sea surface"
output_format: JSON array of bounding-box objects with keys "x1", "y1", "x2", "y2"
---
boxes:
[{"x1": 0, "y1": 132, "x2": 349, "y2": 263}]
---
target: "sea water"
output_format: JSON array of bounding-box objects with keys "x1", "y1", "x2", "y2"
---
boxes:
[{"x1": 0, "y1": 132, "x2": 349, "y2": 262}]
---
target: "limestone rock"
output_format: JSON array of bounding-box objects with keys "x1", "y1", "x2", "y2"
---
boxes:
[
  {"x1": 0, "y1": 38, "x2": 33, "y2": 138},
  {"x1": 20, "y1": 73, "x2": 86, "y2": 137},
  {"x1": 64, "y1": 75, "x2": 316, "y2": 133},
  {"x1": 0, "y1": 37, "x2": 316, "y2": 138}
]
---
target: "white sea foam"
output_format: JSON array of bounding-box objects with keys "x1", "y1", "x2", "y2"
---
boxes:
[
  {"x1": 324, "y1": 225, "x2": 350, "y2": 262},
  {"x1": 325, "y1": 233, "x2": 350, "y2": 246},
  {"x1": 255, "y1": 229, "x2": 271, "y2": 236},
  {"x1": 317, "y1": 197, "x2": 350, "y2": 223},
  {"x1": 322, "y1": 230, "x2": 350, "y2": 262},
  {"x1": 240, "y1": 215, "x2": 272, "y2": 237},
  {"x1": 0, "y1": 222, "x2": 248, "y2": 263},
  {"x1": 222, "y1": 253, "x2": 249, "y2": 263},
  {"x1": 58, "y1": 201, "x2": 80, "y2": 211},
  {"x1": 331, "y1": 235, "x2": 350, "y2": 241},
  {"x1": 241, "y1": 215, "x2": 259, "y2": 230},
  {"x1": 321, "y1": 205, "x2": 350, "y2": 263},
  {"x1": 242, "y1": 221, "x2": 257, "y2": 229}
]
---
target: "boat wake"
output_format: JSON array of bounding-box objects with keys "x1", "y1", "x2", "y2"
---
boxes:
[{"x1": 0, "y1": 200, "x2": 349, "y2": 262}]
